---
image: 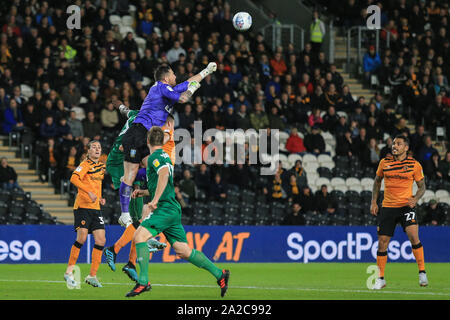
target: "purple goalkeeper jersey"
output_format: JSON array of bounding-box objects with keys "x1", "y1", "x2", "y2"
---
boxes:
[{"x1": 134, "y1": 81, "x2": 189, "y2": 130}]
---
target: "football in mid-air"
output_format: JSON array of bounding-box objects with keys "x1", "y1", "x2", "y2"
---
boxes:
[{"x1": 232, "y1": 12, "x2": 252, "y2": 31}]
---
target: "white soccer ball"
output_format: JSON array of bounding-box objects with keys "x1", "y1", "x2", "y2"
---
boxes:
[{"x1": 232, "y1": 12, "x2": 252, "y2": 31}]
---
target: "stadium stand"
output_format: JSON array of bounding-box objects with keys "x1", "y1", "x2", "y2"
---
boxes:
[{"x1": 0, "y1": 0, "x2": 448, "y2": 227}]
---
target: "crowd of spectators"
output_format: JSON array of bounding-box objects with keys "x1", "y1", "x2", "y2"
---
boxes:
[{"x1": 0, "y1": 0, "x2": 448, "y2": 225}]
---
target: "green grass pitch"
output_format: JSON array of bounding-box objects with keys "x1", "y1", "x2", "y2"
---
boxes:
[{"x1": 0, "y1": 263, "x2": 449, "y2": 300}]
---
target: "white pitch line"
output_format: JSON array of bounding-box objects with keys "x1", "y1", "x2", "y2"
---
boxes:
[{"x1": 0, "y1": 279, "x2": 449, "y2": 297}]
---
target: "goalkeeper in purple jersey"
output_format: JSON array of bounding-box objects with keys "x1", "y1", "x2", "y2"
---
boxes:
[{"x1": 118, "y1": 62, "x2": 217, "y2": 224}]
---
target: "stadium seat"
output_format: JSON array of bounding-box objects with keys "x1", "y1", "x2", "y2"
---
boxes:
[
  {"x1": 302, "y1": 154, "x2": 317, "y2": 164},
  {"x1": 345, "y1": 177, "x2": 360, "y2": 187},
  {"x1": 331, "y1": 177, "x2": 346, "y2": 188},
  {"x1": 346, "y1": 190, "x2": 361, "y2": 202},
  {"x1": 278, "y1": 131, "x2": 289, "y2": 144},
  {"x1": 315, "y1": 177, "x2": 331, "y2": 188},
  {"x1": 287, "y1": 153, "x2": 302, "y2": 165},
  {"x1": 121, "y1": 15, "x2": 134, "y2": 27},
  {"x1": 318, "y1": 154, "x2": 332, "y2": 164},
  {"x1": 317, "y1": 167, "x2": 333, "y2": 179},
  {"x1": 435, "y1": 190, "x2": 449, "y2": 201},
  {"x1": 304, "y1": 162, "x2": 319, "y2": 173},
  {"x1": 109, "y1": 15, "x2": 121, "y2": 25},
  {"x1": 241, "y1": 189, "x2": 256, "y2": 204},
  {"x1": 306, "y1": 171, "x2": 319, "y2": 183},
  {"x1": 348, "y1": 185, "x2": 363, "y2": 193}
]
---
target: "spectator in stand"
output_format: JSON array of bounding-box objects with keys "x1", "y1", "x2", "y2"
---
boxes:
[
  {"x1": 315, "y1": 185, "x2": 337, "y2": 215},
  {"x1": 336, "y1": 130, "x2": 356, "y2": 158},
  {"x1": 323, "y1": 83, "x2": 342, "y2": 109},
  {"x1": 57, "y1": 117, "x2": 71, "y2": 140},
  {"x1": 268, "y1": 105, "x2": 285, "y2": 131},
  {"x1": 269, "y1": 172, "x2": 285, "y2": 202},
  {"x1": 39, "y1": 116, "x2": 58, "y2": 139},
  {"x1": 424, "y1": 151, "x2": 444, "y2": 182},
  {"x1": 0, "y1": 157, "x2": 19, "y2": 190},
  {"x1": 39, "y1": 137, "x2": 60, "y2": 183},
  {"x1": 380, "y1": 136, "x2": 393, "y2": 159},
  {"x1": 288, "y1": 160, "x2": 308, "y2": 190},
  {"x1": 1, "y1": 99, "x2": 24, "y2": 134},
  {"x1": 179, "y1": 169, "x2": 196, "y2": 204},
  {"x1": 100, "y1": 102, "x2": 119, "y2": 130},
  {"x1": 349, "y1": 104, "x2": 367, "y2": 127},
  {"x1": 286, "y1": 174, "x2": 301, "y2": 203},
  {"x1": 22, "y1": 102, "x2": 41, "y2": 135},
  {"x1": 378, "y1": 105, "x2": 397, "y2": 136},
  {"x1": 423, "y1": 199, "x2": 445, "y2": 226},
  {"x1": 194, "y1": 164, "x2": 211, "y2": 193},
  {"x1": 270, "y1": 52, "x2": 287, "y2": 76},
  {"x1": 322, "y1": 106, "x2": 340, "y2": 134},
  {"x1": 339, "y1": 85, "x2": 354, "y2": 112},
  {"x1": 366, "y1": 116, "x2": 382, "y2": 142},
  {"x1": 304, "y1": 126, "x2": 325, "y2": 154},
  {"x1": 410, "y1": 125, "x2": 426, "y2": 157},
  {"x1": 298, "y1": 186, "x2": 316, "y2": 214},
  {"x1": 67, "y1": 110, "x2": 83, "y2": 141},
  {"x1": 249, "y1": 102, "x2": 270, "y2": 131},
  {"x1": 82, "y1": 111, "x2": 102, "y2": 140},
  {"x1": 210, "y1": 173, "x2": 227, "y2": 201},
  {"x1": 282, "y1": 203, "x2": 305, "y2": 225},
  {"x1": 417, "y1": 135, "x2": 438, "y2": 165},
  {"x1": 335, "y1": 115, "x2": 349, "y2": 138},
  {"x1": 286, "y1": 128, "x2": 306, "y2": 154},
  {"x1": 367, "y1": 138, "x2": 381, "y2": 169},
  {"x1": 439, "y1": 151, "x2": 450, "y2": 182},
  {"x1": 298, "y1": 73, "x2": 314, "y2": 95},
  {"x1": 363, "y1": 45, "x2": 381, "y2": 83},
  {"x1": 60, "y1": 146, "x2": 80, "y2": 180},
  {"x1": 60, "y1": 81, "x2": 81, "y2": 108},
  {"x1": 308, "y1": 108, "x2": 323, "y2": 129}
]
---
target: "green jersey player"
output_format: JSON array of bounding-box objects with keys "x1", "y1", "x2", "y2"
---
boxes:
[
  {"x1": 125, "y1": 126, "x2": 230, "y2": 298},
  {"x1": 104, "y1": 103, "x2": 165, "y2": 282}
]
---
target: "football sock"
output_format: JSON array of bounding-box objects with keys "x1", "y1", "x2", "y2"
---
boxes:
[
  {"x1": 90, "y1": 244, "x2": 104, "y2": 276},
  {"x1": 119, "y1": 182, "x2": 132, "y2": 214},
  {"x1": 68, "y1": 241, "x2": 83, "y2": 267},
  {"x1": 129, "y1": 240, "x2": 137, "y2": 266},
  {"x1": 135, "y1": 168, "x2": 147, "y2": 181},
  {"x1": 188, "y1": 249, "x2": 223, "y2": 280},
  {"x1": 377, "y1": 251, "x2": 387, "y2": 278},
  {"x1": 136, "y1": 242, "x2": 149, "y2": 285},
  {"x1": 412, "y1": 242, "x2": 425, "y2": 272},
  {"x1": 114, "y1": 223, "x2": 136, "y2": 254}
]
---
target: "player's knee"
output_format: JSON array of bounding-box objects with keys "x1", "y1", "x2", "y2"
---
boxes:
[{"x1": 173, "y1": 243, "x2": 191, "y2": 260}]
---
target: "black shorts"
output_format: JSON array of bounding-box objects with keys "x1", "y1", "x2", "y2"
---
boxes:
[
  {"x1": 377, "y1": 206, "x2": 418, "y2": 237},
  {"x1": 122, "y1": 123, "x2": 150, "y2": 164},
  {"x1": 74, "y1": 208, "x2": 105, "y2": 233}
]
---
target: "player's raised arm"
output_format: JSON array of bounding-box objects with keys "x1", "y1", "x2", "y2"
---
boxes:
[{"x1": 187, "y1": 62, "x2": 217, "y2": 83}]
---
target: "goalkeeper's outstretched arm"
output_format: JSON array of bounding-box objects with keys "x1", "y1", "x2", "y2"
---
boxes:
[{"x1": 178, "y1": 62, "x2": 217, "y2": 103}]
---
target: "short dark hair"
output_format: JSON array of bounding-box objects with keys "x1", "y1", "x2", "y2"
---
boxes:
[
  {"x1": 394, "y1": 135, "x2": 409, "y2": 146},
  {"x1": 154, "y1": 65, "x2": 172, "y2": 82},
  {"x1": 147, "y1": 126, "x2": 164, "y2": 146}
]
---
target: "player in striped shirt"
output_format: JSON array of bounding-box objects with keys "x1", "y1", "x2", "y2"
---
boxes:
[
  {"x1": 64, "y1": 140, "x2": 106, "y2": 288},
  {"x1": 370, "y1": 135, "x2": 428, "y2": 289}
]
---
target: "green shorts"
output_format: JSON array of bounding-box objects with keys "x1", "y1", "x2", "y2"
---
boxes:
[
  {"x1": 106, "y1": 151, "x2": 124, "y2": 190},
  {"x1": 130, "y1": 197, "x2": 144, "y2": 223},
  {"x1": 140, "y1": 203, "x2": 187, "y2": 246}
]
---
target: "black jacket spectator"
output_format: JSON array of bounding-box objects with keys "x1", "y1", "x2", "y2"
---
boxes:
[
  {"x1": 282, "y1": 203, "x2": 305, "y2": 225},
  {"x1": 304, "y1": 127, "x2": 325, "y2": 154}
]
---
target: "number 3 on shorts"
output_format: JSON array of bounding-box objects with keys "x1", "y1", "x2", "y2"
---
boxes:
[{"x1": 405, "y1": 211, "x2": 415, "y2": 221}]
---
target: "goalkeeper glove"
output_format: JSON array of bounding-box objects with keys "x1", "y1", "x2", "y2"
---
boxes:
[
  {"x1": 118, "y1": 212, "x2": 133, "y2": 227},
  {"x1": 187, "y1": 81, "x2": 201, "y2": 95},
  {"x1": 200, "y1": 62, "x2": 217, "y2": 79}
]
